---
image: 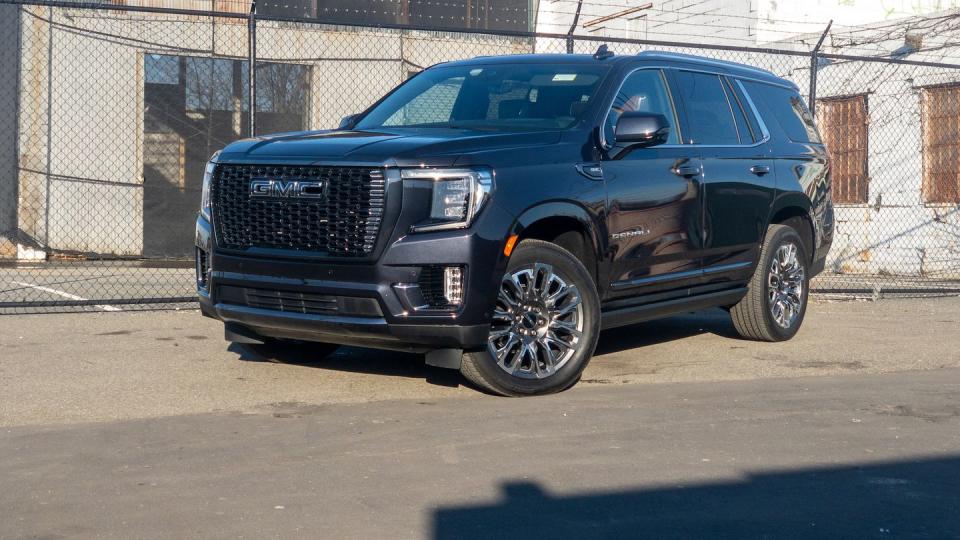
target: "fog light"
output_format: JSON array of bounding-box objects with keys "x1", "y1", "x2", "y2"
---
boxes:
[
  {"x1": 443, "y1": 266, "x2": 464, "y2": 306},
  {"x1": 196, "y1": 247, "x2": 210, "y2": 291}
]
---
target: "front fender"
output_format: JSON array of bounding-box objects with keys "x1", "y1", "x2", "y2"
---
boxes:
[{"x1": 508, "y1": 200, "x2": 608, "y2": 295}]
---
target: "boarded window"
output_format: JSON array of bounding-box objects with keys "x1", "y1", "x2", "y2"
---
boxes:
[
  {"x1": 817, "y1": 95, "x2": 869, "y2": 204},
  {"x1": 922, "y1": 84, "x2": 960, "y2": 204}
]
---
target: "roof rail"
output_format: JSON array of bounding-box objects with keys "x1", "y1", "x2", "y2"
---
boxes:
[{"x1": 637, "y1": 50, "x2": 778, "y2": 78}]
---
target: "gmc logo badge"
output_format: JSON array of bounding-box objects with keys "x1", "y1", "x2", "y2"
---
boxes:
[{"x1": 249, "y1": 179, "x2": 326, "y2": 199}]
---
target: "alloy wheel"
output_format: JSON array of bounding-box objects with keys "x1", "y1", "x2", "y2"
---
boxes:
[
  {"x1": 487, "y1": 263, "x2": 584, "y2": 379},
  {"x1": 767, "y1": 242, "x2": 805, "y2": 329}
]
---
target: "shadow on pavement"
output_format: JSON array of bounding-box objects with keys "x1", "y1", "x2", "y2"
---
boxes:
[
  {"x1": 433, "y1": 456, "x2": 960, "y2": 539},
  {"x1": 228, "y1": 308, "x2": 744, "y2": 386},
  {"x1": 228, "y1": 341, "x2": 464, "y2": 387},
  {"x1": 594, "y1": 307, "x2": 739, "y2": 356}
]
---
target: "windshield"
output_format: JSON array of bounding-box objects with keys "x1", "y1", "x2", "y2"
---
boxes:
[{"x1": 355, "y1": 63, "x2": 610, "y2": 131}]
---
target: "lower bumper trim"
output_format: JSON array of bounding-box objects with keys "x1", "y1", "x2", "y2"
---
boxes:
[{"x1": 214, "y1": 303, "x2": 488, "y2": 352}]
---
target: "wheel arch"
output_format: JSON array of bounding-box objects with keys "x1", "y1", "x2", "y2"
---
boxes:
[
  {"x1": 769, "y1": 202, "x2": 815, "y2": 263},
  {"x1": 512, "y1": 202, "x2": 604, "y2": 288}
]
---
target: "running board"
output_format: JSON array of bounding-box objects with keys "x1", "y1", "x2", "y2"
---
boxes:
[{"x1": 600, "y1": 287, "x2": 747, "y2": 331}]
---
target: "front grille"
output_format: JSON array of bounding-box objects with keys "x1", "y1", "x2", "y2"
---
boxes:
[
  {"x1": 243, "y1": 287, "x2": 338, "y2": 315},
  {"x1": 212, "y1": 164, "x2": 385, "y2": 256},
  {"x1": 218, "y1": 285, "x2": 383, "y2": 317}
]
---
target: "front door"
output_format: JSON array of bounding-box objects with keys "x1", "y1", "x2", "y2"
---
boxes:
[{"x1": 601, "y1": 68, "x2": 704, "y2": 300}]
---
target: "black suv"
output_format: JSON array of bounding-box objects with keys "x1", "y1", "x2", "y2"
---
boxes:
[{"x1": 196, "y1": 49, "x2": 833, "y2": 396}]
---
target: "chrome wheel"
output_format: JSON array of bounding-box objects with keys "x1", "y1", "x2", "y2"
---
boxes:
[
  {"x1": 487, "y1": 263, "x2": 584, "y2": 379},
  {"x1": 767, "y1": 242, "x2": 805, "y2": 329}
]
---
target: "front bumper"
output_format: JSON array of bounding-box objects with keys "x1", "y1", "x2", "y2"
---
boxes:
[
  {"x1": 195, "y1": 200, "x2": 513, "y2": 352},
  {"x1": 207, "y1": 303, "x2": 489, "y2": 352}
]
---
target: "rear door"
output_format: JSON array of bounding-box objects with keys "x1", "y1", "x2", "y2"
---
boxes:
[
  {"x1": 601, "y1": 68, "x2": 704, "y2": 300},
  {"x1": 672, "y1": 70, "x2": 776, "y2": 287}
]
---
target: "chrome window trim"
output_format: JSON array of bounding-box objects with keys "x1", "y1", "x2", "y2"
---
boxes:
[{"x1": 600, "y1": 63, "x2": 778, "y2": 151}]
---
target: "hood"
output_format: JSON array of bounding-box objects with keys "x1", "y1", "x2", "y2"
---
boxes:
[{"x1": 218, "y1": 128, "x2": 563, "y2": 167}]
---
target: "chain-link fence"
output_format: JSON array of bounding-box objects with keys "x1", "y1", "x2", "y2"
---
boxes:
[{"x1": 1, "y1": 0, "x2": 959, "y2": 313}]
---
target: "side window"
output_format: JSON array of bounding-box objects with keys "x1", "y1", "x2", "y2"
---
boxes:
[
  {"x1": 743, "y1": 81, "x2": 822, "y2": 143},
  {"x1": 383, "y1": 76, "x2": 464, "y2": 126},
  {"x1": 604, "y1": 69, "x2": 679, "y2": 146},
  {"x1": 674, "y1": 71, "x2": 740, "y2": 145}
]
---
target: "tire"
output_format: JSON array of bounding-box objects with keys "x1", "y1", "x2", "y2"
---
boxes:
[
  {"x1": 730, "y1": 224, "x2": 810, "y2": 342},
  {"x1": 460, "y1": 239, "x2": 601, "y2": 396},
  {"x1": 246, "y1": 338, "x2": 341, "y2": 363}
]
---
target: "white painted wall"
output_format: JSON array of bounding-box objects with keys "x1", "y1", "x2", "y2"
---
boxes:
[
  {"x1": 757, "y1": 0, "x2": 960, "y2": 43},
  {"x1": 536, "y1": 1, "x2": 960, "y2": 46},
  {"x1": 536, "y1": 0, "x2": 758, "y2": 48}
]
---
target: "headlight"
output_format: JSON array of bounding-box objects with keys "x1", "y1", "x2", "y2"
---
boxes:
[
  {"x1": 402, "y1": 168, "x2": 493, "y2": 232},
  {"x1": 199, "y1": 151, "x2": 220, "y2": 221}
]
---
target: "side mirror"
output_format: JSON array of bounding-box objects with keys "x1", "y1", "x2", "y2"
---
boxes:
[
  {"x1": 338, "y1": 114, "x2": 358, "y2": 130},
  {"x1": 614, "y1": 112, "x2": 671, "y2": 148}
]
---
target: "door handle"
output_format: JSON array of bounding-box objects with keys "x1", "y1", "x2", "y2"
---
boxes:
[
  {"x1": 672, "y1": 165, "x2": 700, "y2": 177},
  {"x1": 750, "y1": 165, "x2": 771, "y2": 176}
]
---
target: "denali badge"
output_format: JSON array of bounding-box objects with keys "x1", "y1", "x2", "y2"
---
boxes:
[
  {"x1": 611, "y1": 227, "x2": 650, "y2": 240},
  {"x1": 249, "y1": 179, "x2": 326, "y2": 199}
]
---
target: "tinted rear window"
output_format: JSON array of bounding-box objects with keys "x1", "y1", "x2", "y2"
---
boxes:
[
  {"x1": 743, "y1": 81, "x2": 822, "y2": 143},
  {"x1": 674, "y1": 71, "x2": 740, "y2": 145}
]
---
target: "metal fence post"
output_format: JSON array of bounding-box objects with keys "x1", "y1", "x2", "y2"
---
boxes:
[
  {"x1": 247, "y1": 1, "x2": 257, "y2": 137},
  {"x1": 44, "y1": 6, "x2": 53, "y2": 254},
  {"x1": 566, "y1": 0, "x2": 583, "y2": 53},
  {"x1": 809, "y1": 20, "x2": 832, "y2": 118}
]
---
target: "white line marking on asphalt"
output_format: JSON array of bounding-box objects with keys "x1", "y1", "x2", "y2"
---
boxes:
[{"x1": 11, "y1": 281, "x2": 122, "y2": 312}]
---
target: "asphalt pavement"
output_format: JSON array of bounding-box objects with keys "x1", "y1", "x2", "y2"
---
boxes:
[
  {"x1": 2, "y1": 368, "x2": 959, "y2": 539},
  {"x1": 2, "y1": 297, "x2": 960, "y2": 538},
  {"x1": 2, "y1": 297, "x2": 959, "y2": 426}
]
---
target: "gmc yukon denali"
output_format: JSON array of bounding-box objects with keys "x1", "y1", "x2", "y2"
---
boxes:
[{"x1": 196, "y1": 48, "x2": 833, "y2": 396}]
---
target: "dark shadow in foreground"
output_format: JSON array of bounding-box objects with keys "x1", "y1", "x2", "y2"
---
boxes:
[{"x1": 433, "y1": 457, "x2": 960, "y2": 539}]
